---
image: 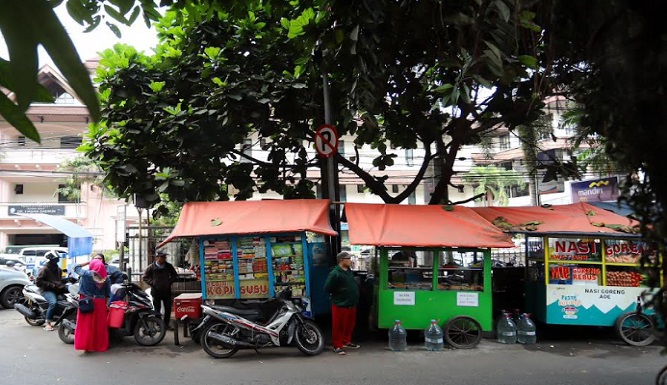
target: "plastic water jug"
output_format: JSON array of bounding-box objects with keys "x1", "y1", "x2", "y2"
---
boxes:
[
  {"x1": 389, "y1": 320, "x2": 407, "y2": 351},
  {"x1": 424, "y1": 319, "x2": 444, "y2": 351},
  {"x1": 517, "y1": 313, "x2": 537, "y2": 344},
  {"x1": 497, "y1": 312, "x2": 517, "y2": 344}
]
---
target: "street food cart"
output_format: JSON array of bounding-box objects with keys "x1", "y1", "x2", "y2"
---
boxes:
[
  {"x1": 344, "y1": 203, "x2": 515, "y2": 348},
  {"x1": 473, "y1": 203, "x2": 659, "y2": 346},
  {"x1": 157, "y1": 199, "x2": 337, "y2": 318}
]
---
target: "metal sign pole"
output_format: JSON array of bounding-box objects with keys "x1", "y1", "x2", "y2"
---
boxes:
[{"x1": 321, "y1": 70, "x2": 341, "y2": 258}]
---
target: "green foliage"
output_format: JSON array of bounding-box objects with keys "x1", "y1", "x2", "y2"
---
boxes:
[
  {"x1": 83, "y1": 0, "x2": 550, "y2": 206},
  {"x1": 462, "y1": 166, "x2": 527, "y2": 206}
]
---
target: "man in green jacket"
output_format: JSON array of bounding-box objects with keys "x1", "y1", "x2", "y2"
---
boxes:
[{"x1": 324, "y1": 251, "x2": 360, "y2": 355}]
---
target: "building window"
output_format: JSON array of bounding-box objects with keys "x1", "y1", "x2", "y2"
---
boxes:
[
  {"x1": 14, "y1": 184, "x2": 23, "y2": 194},
  {"x1": 260, "y1": 138, "x2": 268, "y2": 148},
  {"x1": 338, "y1": 140, "x2": 345, "y2": 156},
  {"x1": 18, "y1": 136, "x2": 26, "y2": 147},
  {"x1": 60, "y1": 136, "x2": 82, "y2": 149},
  {"x1": 315, "y1": 184, "x2": 322, "y2": 199},
  {"x1": 241, "y1": 139, "x2": 252, "y2": 162},
  {"x1": 392, "y1": 185, "x2": 399, "y2": 193},
  {"x1": 499, "y1": 134, "x2": 510, "y2": 150},
  {"x1": 58, "y1": 184, "x2": 78, "y2": 203},
  {"x1": 339, "y1": 185, "x2": 347, "y2": 202},
  {"x1": 405, "y1": 149, "x2": 414, "y2": 167},
  {"x1": 408, "y1": 190, "x2": 416, "y2": 205},
  {"x1": 509, "y1": 184, "x2": 530, "y2": 198},
  {"x1": 499, "y1": 161, "x2": 513, "y2": 171},
  {"x1": 356, "y1": 184, "x2": 365, "y2": 193},
  {"x1": 54, "y1": 92, "x2": 76, "y2": 105}
]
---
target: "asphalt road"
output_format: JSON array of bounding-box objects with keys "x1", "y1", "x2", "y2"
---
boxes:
[{"x1": 0, "y1": 308, "x2": 664, "y2": 385}]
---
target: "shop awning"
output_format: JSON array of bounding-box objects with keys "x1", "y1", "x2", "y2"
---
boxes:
[
  {"x1": 471, "y1": 202, "x2": 639, "y2": 238},
  {"x1": 19, "y1": 213, "x2": 94, "y2": 257},
  {"x1": 157, "y1": 199, "x2": 337, "y2": 248},
  {"x1": 344, "y1": 203, "x2": 515, "y2": 248}
]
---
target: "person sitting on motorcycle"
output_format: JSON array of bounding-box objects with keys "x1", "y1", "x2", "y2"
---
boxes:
[{"x1": 35, "y1": 251, "x2": 66, "y2": 331}]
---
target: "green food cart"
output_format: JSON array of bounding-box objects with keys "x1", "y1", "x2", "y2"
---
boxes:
[
  {"x1": 473, "y1": 202, "x2": 660, "y2": 346},
  {"x1": 344, "y1": 203, "x2": 516, "y2": 348}
]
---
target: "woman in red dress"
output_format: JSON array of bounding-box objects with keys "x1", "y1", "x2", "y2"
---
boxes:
[{"x1": 73, "y1": 259, "x2": 110, "y2": 352}]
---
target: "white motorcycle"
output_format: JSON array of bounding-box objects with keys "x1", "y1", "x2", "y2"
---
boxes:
[{"x1": 199, "y1": 288, "x2": 324, "y2": 358}]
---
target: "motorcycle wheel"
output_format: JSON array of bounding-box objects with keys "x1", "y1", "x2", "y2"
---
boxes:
[
  {"x1": 201, "y1": 322, "x2": 239, "y2": 359},
  {"x1": 133, "y1": 316, "x2": 166, "y2": 346},
  {"x1": 58, "y1": 314, "x2": 76, "y2": 344},
  {"x1": 25, "y1": 315, "x2": 45, "y2": 327},
  {"x1": 294, "y1": 320, "x2": 324, "y2": 356}
]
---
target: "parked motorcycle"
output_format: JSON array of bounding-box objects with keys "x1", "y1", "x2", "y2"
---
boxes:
[
  {"x1": 106, "y1": 282, "x2": 167, "y2": 346},
  {"x1": 14, "y1": 283, "x2": 79, "y2": 336},
  {"x1": 57, "y1": 284, "x2": 80, "y2": 344},
  {"x1": 199, "y1": 288, "x2": 324, "y2": 358}
]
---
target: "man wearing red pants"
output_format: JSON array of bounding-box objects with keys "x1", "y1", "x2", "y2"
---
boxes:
[{"x1": 324, "y1": 251, "x2": 360, "y2": 355}]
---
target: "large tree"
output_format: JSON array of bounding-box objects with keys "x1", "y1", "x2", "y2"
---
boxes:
[{"x1": 83, "y1": 0, "x2": 549, "y2": 207}]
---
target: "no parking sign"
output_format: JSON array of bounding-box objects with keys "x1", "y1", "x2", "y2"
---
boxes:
[{"x1": 314, "y1": 124, "x2": 338, "y2": 158}]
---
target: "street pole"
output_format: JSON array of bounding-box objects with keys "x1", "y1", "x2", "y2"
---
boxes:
[{"x1": 321, "y1": 69, "x2": 341, "y2": 259}]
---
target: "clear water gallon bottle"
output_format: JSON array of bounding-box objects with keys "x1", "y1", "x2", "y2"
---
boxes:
[
  {"x1": 513, "y1": 309, "x2": 521, "y2": 325},
  {"x1": 497, "y1": 312, "x2": 517, "y2": 344},
  {"x1": 424, "y1": 319, "x2": 444, "y2": 351},
  {"x1": 388, "y1": 320, "x2": 408, "y2": 351},
  {"x1": 517, "y1": 313, "x2": 537, "y2": 344}
]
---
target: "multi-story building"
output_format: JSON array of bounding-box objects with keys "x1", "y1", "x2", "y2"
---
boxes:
[
  {"x1": 0, "y1": 62, "x2": 130, "y2": 253},
  {"x1": 463, "y1": 96, "x2": 616, "y2": 207}
]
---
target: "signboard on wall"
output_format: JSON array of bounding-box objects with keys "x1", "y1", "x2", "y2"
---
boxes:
[
  {"x1": 546, "y1": 284, "x2": 646, "y2": 326},
  {"x1": 8, "y1": 205, "x2": 65, "y2": 216},
  {"x1": 570, "y1": 177, "x2": 619, "y2": 203}
]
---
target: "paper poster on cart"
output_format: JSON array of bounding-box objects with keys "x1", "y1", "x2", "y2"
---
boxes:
[
  {"x1": 457, "y1": 292, "x2": 479, "y2": 307},
  {"x1": 393, "y1": 291, "x2": 415, "y2": 306},
  {"x1": 546, "y1": 284, "x2": 646, "y2": 326}
]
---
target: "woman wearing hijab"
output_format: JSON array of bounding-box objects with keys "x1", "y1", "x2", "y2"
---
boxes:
[{"x1": 73, "y1": 258, "x2": 111, "y2": 352}]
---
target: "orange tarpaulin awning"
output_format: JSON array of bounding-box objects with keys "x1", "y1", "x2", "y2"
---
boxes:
[
  {"x1": 345, "y1": 203, "x2": 515, "y2": 248},
  {"x1": 157, "y1": 199, "x2": 337, "y2": 248},
  {"x1": 471, "y1": 202, "x2": 638, "y2": 237}
]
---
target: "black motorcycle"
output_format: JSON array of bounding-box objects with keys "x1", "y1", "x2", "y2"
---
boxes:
[
  {"x1": 113, "y1": 283, "x2": 167, "y2": 346},
  {"x1": 14, "y1": 283, "x2": 79, "y2": 342}
]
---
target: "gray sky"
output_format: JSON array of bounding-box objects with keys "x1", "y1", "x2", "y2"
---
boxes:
[{"x1": 0, "y1": 5, "x2": 159, "y2": 69}]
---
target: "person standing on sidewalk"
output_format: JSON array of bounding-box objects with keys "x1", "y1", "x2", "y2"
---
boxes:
[
  {"x1": 324, "y1": 251, "x2": 360, "y2": 355},
  {"x1": 143, "y1": 251, "x2": 178, "y2": 330}
]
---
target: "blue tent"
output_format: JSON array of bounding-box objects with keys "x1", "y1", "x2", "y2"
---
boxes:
[
  {"x1": 19, "y1": 213, "x2": 93, "y2": 259},
  {"x1": 587, "y1": 201, "x2": 635, "y2": 217}
]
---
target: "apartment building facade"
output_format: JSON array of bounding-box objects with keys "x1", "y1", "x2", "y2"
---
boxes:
[{"x1": 0, "y1": 63, "x2": 129, "y2": 253}]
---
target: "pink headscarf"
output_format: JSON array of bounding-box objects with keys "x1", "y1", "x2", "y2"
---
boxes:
[
  {"x1": 89, "y1": 259, "x2": 108, "y2": 283},
  {"x1": 89, "y1": 259, "x2": 108, "y2": 278}
]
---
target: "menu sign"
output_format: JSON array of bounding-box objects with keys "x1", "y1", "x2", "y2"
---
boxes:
[{"x1": 549, "y1": 239, "x2": 601, "y2": 262}]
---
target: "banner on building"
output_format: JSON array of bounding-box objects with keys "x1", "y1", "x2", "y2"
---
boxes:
[{"x1": 570, "y1": 177, "x2": 619, "y2": 203}]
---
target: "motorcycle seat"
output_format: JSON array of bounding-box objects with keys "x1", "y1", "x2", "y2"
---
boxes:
[{"x1": 211, "y1": 305, "x2": 260, "y2": 318}]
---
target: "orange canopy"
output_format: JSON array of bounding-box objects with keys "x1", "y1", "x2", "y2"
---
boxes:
[
  {"x1": 471, "y1": 202, "x2": 638, "y2": 237},
  {"x1": 344, "y1": 203, "x2": 515, "y2": 248},
  {"x1": 157, "y1": 199, "x2": 336, "y2": 247}
]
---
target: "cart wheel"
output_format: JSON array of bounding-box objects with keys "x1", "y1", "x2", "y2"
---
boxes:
[
  {"x1": 657, "y1": 365, "x2": 667, "y2": 385},
  {"x1": 444, "y1": 316, "x2": 482, "y2": 349},
  {"x1": 615, "y1": 312, "x2": 656, "y2": 347}
]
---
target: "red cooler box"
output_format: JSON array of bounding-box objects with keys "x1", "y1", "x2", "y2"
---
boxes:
[{"x1": 174, "y1": 293, "x2": 202, "y2": 319}]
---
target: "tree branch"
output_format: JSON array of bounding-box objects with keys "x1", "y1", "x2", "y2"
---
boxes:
[{"x1": 449, "y1": 192, "x2": 485, "y2": 205}]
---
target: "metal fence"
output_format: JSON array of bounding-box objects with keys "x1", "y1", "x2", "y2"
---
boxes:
[{"x1": 123, "y1": 225, "x2": 191, "y2": 283}]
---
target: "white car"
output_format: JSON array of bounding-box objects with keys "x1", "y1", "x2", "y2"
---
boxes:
[{"x1": 0, "y1": 268, "x2": 30, "y2": 308}]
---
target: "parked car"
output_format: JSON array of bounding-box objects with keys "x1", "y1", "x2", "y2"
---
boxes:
[
  {"x1": 0, "y1": 268, "x2": 31, "y2": 308},
  {"x1": 0, "y1": 254, "x2": 27, "y2": 274},
  {"x1": 18, "y1": 247, "x2": 67, "y2": 277}
]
